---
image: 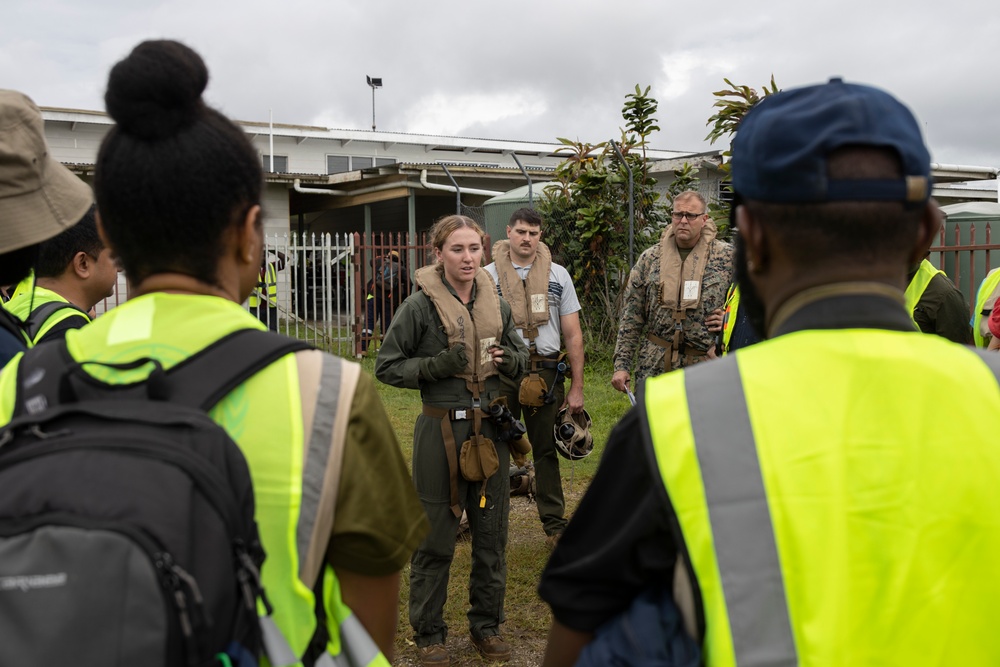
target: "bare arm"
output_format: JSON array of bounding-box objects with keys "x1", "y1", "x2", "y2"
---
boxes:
[
  {"x1": 336, "y1": 568, "x2": 402, "y2": 662},
  {"x1": 541, "y1": 620, "x2": 593, "y2": 667},
  {"x1": 560, "y1": 310, "x2": 585, "y2": 413}
]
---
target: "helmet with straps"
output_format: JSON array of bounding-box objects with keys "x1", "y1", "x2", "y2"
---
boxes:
[{"x1": 553, "y1": 408, "x2": 593, "y2": 460}]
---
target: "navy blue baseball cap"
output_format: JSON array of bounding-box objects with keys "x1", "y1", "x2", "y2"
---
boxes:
[{"x1": 731, "y1": 78, "x2": 931, "y2": 204}]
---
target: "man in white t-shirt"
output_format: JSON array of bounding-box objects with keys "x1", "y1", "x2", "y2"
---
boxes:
[{"x1": 486, "y1": 208, "x2": 584, "y2": 547}]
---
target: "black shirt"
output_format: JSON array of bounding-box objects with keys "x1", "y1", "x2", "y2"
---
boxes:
[{"x1": 910, "y1": 271, "x2": 973, "y2": 344}]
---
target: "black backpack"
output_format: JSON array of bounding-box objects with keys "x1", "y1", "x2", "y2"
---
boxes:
[{"x1": 0, "y1": 328, "x2": 310, "y2": 667}]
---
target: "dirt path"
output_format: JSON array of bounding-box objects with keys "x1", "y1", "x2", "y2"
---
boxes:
[{"x1": 393, "y1": 485, "x2": 589, "y2": 666}]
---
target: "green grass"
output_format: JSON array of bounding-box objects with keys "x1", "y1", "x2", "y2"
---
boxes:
[{"x1": 362, "y1": 357, "x2": 631, "y2": 665}]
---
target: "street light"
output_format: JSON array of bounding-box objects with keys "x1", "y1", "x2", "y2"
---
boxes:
[{"x1": 366, "y1": 75, "x2": 382, "y2": 131}]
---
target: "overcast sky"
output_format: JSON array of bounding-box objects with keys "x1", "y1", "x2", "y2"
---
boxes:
[{"x1": 4, "y1": 0, "x2": 999, "y2": 172}]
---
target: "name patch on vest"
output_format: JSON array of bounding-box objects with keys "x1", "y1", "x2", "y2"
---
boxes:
[
  {"x1": 479, "y1": 337, "x2": 498, "y2": 366},
  {"x1": 683, "y1": 280, "x2": 700, "y2": 301},
  {"x1": 531, "y1": 294, "x2": 547, "y2": 314}
]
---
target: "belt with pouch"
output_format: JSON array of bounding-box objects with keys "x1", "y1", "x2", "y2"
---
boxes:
[
  {"x1": 529, "y1": 351, "x2": 565, "y2": 372},
  {"x1": 422, "y1": 403, "x2": 490, "y2": 518}
]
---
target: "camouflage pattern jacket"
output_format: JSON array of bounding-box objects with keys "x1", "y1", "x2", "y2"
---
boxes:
[{"x1": 613, "y1": 235, "x2": 734, "y2": 384}]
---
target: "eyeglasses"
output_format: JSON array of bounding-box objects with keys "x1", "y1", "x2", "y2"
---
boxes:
[{"x1": 671, "y1": 211, "x2": 705, "y2": 221}]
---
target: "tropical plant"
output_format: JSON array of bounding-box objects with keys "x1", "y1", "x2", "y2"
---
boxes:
[
  {"x1": 539, "y1": 85, "x2": 670, "y2": 352},
  {"x1": 705, "y1": 75, "x2": 780, "y2": 226}
]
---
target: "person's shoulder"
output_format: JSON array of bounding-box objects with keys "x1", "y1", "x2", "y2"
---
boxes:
[
  {"x1": 398, "y1": 287, "x2": 429, "y2": 306},
  {"x1": 550, "y1": 261, "x2": 573, "y2": 281},
  {"x1": 711, "y1": 237, "x2": 734, "y2": 253},
  {"x1": 928, "y1": 270, "x2": 961, "y2": 293},
  {"x1": 638, "y1": 241, "x2": 661, "y2": 260}
]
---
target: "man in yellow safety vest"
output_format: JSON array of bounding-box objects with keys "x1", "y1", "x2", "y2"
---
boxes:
[{"x1": 539, "y1": 78, "x2": 1000, "y2": 667}]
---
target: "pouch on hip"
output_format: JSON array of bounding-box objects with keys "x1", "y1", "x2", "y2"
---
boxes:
[
  {"x1": 459, "y1": 434, "x2": 500, "y2": 482},
  {"x1": 518, "y1": 372, "x2": 548, "y2": 407}
]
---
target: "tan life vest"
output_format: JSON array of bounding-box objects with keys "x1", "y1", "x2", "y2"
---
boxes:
[
  {"x1": 655, "y1": 220, "x2": 719, "y2": 370},
  {"x1": 658, "y1": 219, "x2": 718, "y2": 311},
  {"x1": 414, "y1": 263, "x2": 503, "y2": 392},
  {"x1": 491, "y1": 240, "x2": 551, "y2": 346}
]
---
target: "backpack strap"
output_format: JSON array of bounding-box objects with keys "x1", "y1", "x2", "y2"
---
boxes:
[
  {"x1": 164, "y1": 329, "x2": 313, "y2": 411},
  {"x1": 23, "y1": 300, "x2": 88, "y2": 341},
  {"x1": 0, "y1": 308, "x2": 27, "y2": 346}
]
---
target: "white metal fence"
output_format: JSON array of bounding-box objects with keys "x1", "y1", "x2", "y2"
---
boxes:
[
  {"x1": 261, "y1": 233, "x2": 356, "y2": 354},
  {"x1": 96, "y1": 233, "x2": 358, "y2": 357}
]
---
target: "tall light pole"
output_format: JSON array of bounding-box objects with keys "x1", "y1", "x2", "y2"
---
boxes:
[{"x1": 366, "y1": 75, "x2": 382, "y2": 131}]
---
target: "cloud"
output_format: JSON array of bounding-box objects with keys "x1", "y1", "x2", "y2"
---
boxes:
[
  {"x1": 658, "y1": 51, "x2": 736, "y2": 101},
  {"x1": 2, "y1": 0, "x2": 999, "y2": 170},
  {"x1": 399, "y1": 91, "x2": 547, "y2": 137}
]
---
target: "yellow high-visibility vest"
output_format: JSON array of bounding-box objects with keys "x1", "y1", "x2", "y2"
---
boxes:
[
  {"x1": 250, "y1": 263, "x2": 279, "y2": 308},
  {"x1": 973, "y1": 268, "x2": 1000, "y2": 348},
  {"x1": 903, "y1": 259, "x2": 945, "y2": 326},
  {"x1": 645, "y1": 329, "x2": 1000, "y2": 666},
  {"x1": 720, "y1": 283, "x2": 740, "y2": 356}
]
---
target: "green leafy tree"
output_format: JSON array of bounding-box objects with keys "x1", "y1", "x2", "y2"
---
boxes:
[
  {"x1": 705, "y1": 76, "x2": 780, "y2": 228},
  {"x1": 539, "y1": 85, "x2": 670, "y2": 356}
]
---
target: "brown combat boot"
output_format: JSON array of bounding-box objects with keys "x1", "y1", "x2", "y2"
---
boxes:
[
  {"x1": 417, "y1": 642, "x2": 449, "y2": 666},
  {"x1": 545, "y1": 532, "x2": 562, "y2": 550},
  {"x1": 470, "y1": 634, "x2": 511, "y2": 662}
]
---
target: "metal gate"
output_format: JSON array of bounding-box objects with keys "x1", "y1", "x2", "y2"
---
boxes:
[{"x1": 263, "y1": 232, "x2": 355, "y2": 355}]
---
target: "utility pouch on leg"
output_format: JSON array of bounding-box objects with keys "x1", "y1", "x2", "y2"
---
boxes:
[
  {"x1": 460, "y1": 434, "x2": 499, "y2": 509},
  {"x1": 459, "y1": 434, "x2": 499, "y2": 482},
  {"x1": 518, "y1": 372, "x2": 548, "y2": 407}
]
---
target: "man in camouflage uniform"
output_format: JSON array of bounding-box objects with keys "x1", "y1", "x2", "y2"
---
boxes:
[{"x1": 612, "y1": 190, "x2": 734, "y2": 394}]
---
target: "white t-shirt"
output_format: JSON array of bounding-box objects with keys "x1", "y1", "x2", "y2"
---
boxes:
[{"x1": 484, "y1": 259, "x2": 581, "y2": 356}]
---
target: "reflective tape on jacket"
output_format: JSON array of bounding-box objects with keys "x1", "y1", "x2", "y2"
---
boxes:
[
  {"x1": 645, "y1": 330, "x2": 1000, "y2": 665},
  {"x1": 973, "y1": 268, "x2": 1000, "y2": 348},
  {"x1": 903, "y1": 259, "x2": 945, "y2": 323}
]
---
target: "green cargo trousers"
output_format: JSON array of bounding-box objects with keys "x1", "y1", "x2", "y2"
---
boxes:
[
  {"x1": 501, "y1": 368, "x2": 568, "y2": 537},
  {"x1": 409, "y1": 411, "x2": 511, "y2": 647}
]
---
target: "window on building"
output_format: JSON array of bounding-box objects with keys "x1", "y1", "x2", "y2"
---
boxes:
[
  {"x1": 327, "y1": 154, "x2": 395, "y2": 174},
  {"x1": 262, "y1": 155, "x2": 288, "y2": 173},
  {"x1": 327, "y1": 155, "x2": 351, "y2": 173}
]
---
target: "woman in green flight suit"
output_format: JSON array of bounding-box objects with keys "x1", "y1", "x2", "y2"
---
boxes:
[{"x1": 375, "y1": 215, "x2": 528, "y2": 665}]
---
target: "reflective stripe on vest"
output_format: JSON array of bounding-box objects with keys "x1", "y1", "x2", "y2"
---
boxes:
[
  {"x1": 297, "y1": 356, "x2": 343, "y2": 569},
  {"x1": 903, "y1": 259, "x2": 944, "y2": 322},
  {"x1": 654, "y1": 356, "x2": 797, "y2": 666},
  {"x1": 314, "y1": 614, "x2": 383, "y2": 667},
  {"x1": 973, "y1": 268, "x2": 1000, "y2": 348},
  {"x1": 300, "y1": 358, "x2": 390, "y2": 667},
  {"x1": 721, "y1": 283, "x2": 740, "y2": 356},
  {"x1": 250, "y1": 352, "x2": 389, "y2": 666},
  {"x1": 647, "y1": 333, "x2": 1000, "y2": 665}
]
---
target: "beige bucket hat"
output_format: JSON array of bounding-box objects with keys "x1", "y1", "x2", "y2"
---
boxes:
[{"x1": 0, "y1": 89, "x2": 92, "y2": 253}]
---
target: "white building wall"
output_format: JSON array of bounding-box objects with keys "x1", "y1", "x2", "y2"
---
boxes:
[
  {"x1": 261, "y1": 183, "x2": 291, "y2": 237},
  {"x1": 43, "y1": 123, "x2": 106, "y2": 165}
]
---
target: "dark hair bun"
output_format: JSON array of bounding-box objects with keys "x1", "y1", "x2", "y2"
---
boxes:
[{"x1": 104, "y1": 40, "x2": 208, "y2": 141}]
